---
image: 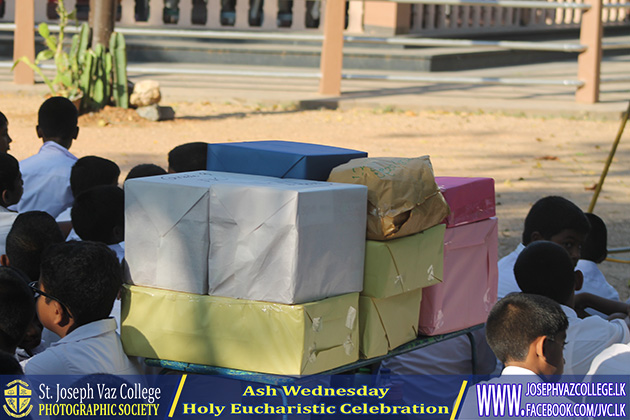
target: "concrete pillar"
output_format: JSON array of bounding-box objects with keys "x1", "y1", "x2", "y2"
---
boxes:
[
  {"x1": 14, "y1": 0, "x2": 35, "y2": 85},
  {"x1": 576, "y1": 0, "x2": 602, "y2": 103},
  {"x1": 363, "y1": 1, "x2": 411, "y2": 36},
  {"x1": 319, "y1": 0, "x2": 345, "y2": 95}
]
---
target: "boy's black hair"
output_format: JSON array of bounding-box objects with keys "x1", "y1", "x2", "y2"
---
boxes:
[
  {"x1": 0, "y1": 350, "x2": 22, "y2": 374},
  {"x1": 522, "y1": 196, "x2": 590, "y2": 245},
  {"x1": 38, "y1": 96, "x2": 78, "y2": 140},
  {"x1": 0, "y1": 112, "x2": 7, "y2": 126},
  {"x1": 514, "y1": 241, "x2": 576, "y2": 304},
  {"x1": 486, "y1": 293, "x2": 568, "y2": 364},
  {"x1": 168, "y1": 142, "x2": 208, "y2": 173},
  {"x1": 5, "y1": 211, "x2": 64, "y2": 282},
  {"x1": 0, "y1": 267, "x2": 35, "y2": 353},
  {"x1": 40, "y1": 241, "x2": 122, "y2": 328},
  {"x1": 0, "y1": 153, "x2": 20, "y2": 194},
  {"x1": 70, "y1": 156, "x2": 120, "y2": 198},
  {"x1": 71, "y1": 186, "x2": 124, "y2": 245},
  {"x1": 581, "y1": 213, "x2": 607, "y2": 263},
  {"x1": 125, "y1": 163, "x2": 167, "y2": 181}
]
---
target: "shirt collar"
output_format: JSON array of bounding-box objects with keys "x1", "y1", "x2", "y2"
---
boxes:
[
  {"x1": 51, "y1": 318, "x2": 117, "y2": 346},
  {"x1": 39, "y1": 141, "x2": 77, "y2": 160}
]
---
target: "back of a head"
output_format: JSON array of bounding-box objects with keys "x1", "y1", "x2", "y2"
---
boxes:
[
  {"x1": 71, "y1": 186, "x2": 124, "y2": 244},
  {"x1": 514, "y1": 241, "x2": 576, "y2": 303},
  {"x1": 581, "y1": 213, "x2": 607, "y2": 263},
  {"x1": 40, "y1": 241, "x2": 122, "y2": 327},
  {"x1": 522, "y1": 196, "x2": 590, "y2": 245},
  {"x1": 167, "y1": 142, "x2": 208, "y2": 173},
  {"x1": 125, "y1": 163, "x2": 167, "y2": 181},
  {"x1": 6, "y1": 211, "x2": 64, "y2": 282},
  {"x1": 486, "y1": 293, "x2": 568, "y2": 364},
  {"x1": 70, "y1": 156, "x2": 120, "y2": 198},
  {"x1": 0, "y1": 267, "x2": 35, "y2": 353},
  {"x1": 0, "y1": 152, "x2": 20, "y2": 194},
  {"x1": 38, "y1": 96, "x2": 78, "y2": 140},
  {"x1": 0, "y1": 350, "x2": 22, "y2": 374}
]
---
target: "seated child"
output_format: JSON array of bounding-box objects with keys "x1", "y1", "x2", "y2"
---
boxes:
[
  {"x1": 0, "y1": 267, "x2": 35, "y2": 355},
  {"x1": 125, "y1": 163, "x2": 166, "y2": 182},
  {"x1": 71, "y1": 186, "x2": 125, "y2": 262},
  {"x1": 18, "y1": 97, "x2": 79, "y2": 218},
  {"x1": 0, "y1": 111, "x2": 14, "y2": 153},
  {"x1": 514, "y1": 241, "x2": 630, "y2": 375},
  {"x1": 0, "y1": 350, "x2": 22, "y2": 375},
  {"x1": 575, "y1": 213, "x2": 619, "y2": 317},
  {"x1": 498, "y1": 196, "x2": 590, "y2": 299},
  {"x1": 0, "y1": 153, "x2": 23, "y2": 255},
  {"x1": 167, "y1": 142, "x2": 208, "y2": 173},
  {"x1": 21, "y1": 241, "x2": 139, "y2": 375},
  {"x1": 2, "y1": 211, "x2": 65, "y2": 356}
]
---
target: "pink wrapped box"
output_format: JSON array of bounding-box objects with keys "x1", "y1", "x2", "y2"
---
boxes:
[
  {"x1": 418, "y1": 217, "x2": 498, "y2": 335},
  {"x1": 435, "y1": 177, "x2": 495, "y2": 227}
]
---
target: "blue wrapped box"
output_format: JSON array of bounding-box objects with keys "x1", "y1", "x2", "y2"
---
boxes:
[{"x1": 206, "y1": 141, "x2": 368, "y2": 181}]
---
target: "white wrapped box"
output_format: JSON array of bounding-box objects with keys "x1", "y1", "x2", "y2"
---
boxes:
[{"x1": 125, "y1": 171, "x2": 368, "y2": 303}]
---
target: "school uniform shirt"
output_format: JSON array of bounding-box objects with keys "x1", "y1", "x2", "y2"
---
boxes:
[
  {"x1": 497, "y1": 243, "x2": 524, "y2": 299},
  {"x1": 562, "y1": 304, "x2": 630, "y2": 376},
  {"x1": 0, "y1": 207, "x2": 18, "y2": 256},
  {"x1": 109, "y1": 242, "x2": 125, "y2": 262},
  {"x1": 586, "y1": 343, "x2": 630, "y2": 375},
  {"x1": 575, "y1": 259, "x2": 620, "y2": 317},
  {"x1": 55, "y1": 206, "x2": 72, "y2": 223},
  {"x1": 18, "y1": 141, "x2": 77, "y2": 218},
  {"x1": 21, "y1": 318, "x2": 140, "y2": 375}
]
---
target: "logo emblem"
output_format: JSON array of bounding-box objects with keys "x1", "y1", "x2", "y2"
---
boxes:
[{"x1": 4, "y1": 380, "x2": 33, "y2": 418}]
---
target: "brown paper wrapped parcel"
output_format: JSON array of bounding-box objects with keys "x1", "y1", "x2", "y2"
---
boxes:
[{"x1": 328, "y1": 157, "x2": 450, "y2": 241}]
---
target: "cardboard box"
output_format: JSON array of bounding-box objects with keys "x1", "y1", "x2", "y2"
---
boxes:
[
  {"x1": 363, "y1": 224, "x2": 445, "y2": 298},
  {"x1": 418, "y1": 218, "x2": 498, "y2": 335},
  {"x1": 328, "y1": 157, "x2": 450, "y2": 240},
  {"x1": 359, "y1": 289, "x2": 422, "y2": 359},
  {"x1": 206, "y1": 141, "x2": 367, "y2": 181},
  {"x1": 120, "y1": 285, "x2": 359, "y2": 376},
  {"x1": 435, "y1": 177, "x2": 495, "y2": 227},
  {"x1": 125, "y1": 171, "x2": 367, "y2": 303}
]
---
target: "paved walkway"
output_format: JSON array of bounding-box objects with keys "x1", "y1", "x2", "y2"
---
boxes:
[{"x1": 1, "y1": 53, "x2": 629, "y2": 119}]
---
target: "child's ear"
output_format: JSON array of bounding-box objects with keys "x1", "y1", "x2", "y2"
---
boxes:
[
  {"x1": 72, "y1": 126, "x2": 79, "y2": 140},
  {"x1": 36, "y1": 126, "x2": 43, "y2": 139},
  {"x1": 574, "y1": 269, "x2": 584, "y2": 291},
  {"x1": 530, "y1": 231, "x2": 543, "y2": 243},
  {"x1": 0, "y1": 254, "x2": 9, "y2": 266},
  {"x1": 534, "y1": 335, "x2": 547, "y2": 360},
  {"x1": 51, "y1": 300, "x2": 73, "y2": 329}
]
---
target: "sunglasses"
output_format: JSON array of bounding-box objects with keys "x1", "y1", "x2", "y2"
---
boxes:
[{"x1": 28, "y1": 281, "x2": 73, "y2": 319}]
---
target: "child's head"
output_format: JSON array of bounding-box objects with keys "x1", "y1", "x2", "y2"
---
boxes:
[
  {"x1": 0, "y1": 267, "x2": 35, "y2": 354},
  {"x1": 0, "y1": 112, "x2": 13, "y2": 153},
  {"x1": 36, "y1": 96, "x2": 79, "y2": 148},
  {"x1": 522, "y1": 196, "x2": 590, "y2": 265},
  {"x1": 70, "y1": 156, "x2": 120, "y2": 198},
  {"x1": 0, "y1": 153, "x2": 22, "y2": 208},
  {"x1": 514, "y1": 241, "x2": 582, "y2": 305},
  {"x1": 37, "y1": 241, "x2": 122, "y2": 336},
  {"x1": 0, "y1": 350, "x2": 23, "y2": 375},
  {"x1": 487, "y1": 293, "x2": 568, "y2": 377},
  {"x1": 4, "y1": 211, "x2": 64, "y2": 282},
  {"x1": 580, "y1": 213, "x2": 607, "y2": 264},
  {"x1": 125, "y1": 163, "x2": 167, "y2": 182},
  {"x1": 71, "y1": 186, "x2": 124, "y2": 245},
  {"x1": 167, "y1": 142, "x2": 208, "y2": 173}
]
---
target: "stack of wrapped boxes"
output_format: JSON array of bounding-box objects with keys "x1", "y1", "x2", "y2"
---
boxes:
[
  {"x1": 121, "y1": 141, "x2": 369, "y2": 376},
  {"x1": 418, "y1": 177, "x2": 498, "y2": 335},
  {"x1": 328, "y1": 157, "x2": 450, "y2": 358}
]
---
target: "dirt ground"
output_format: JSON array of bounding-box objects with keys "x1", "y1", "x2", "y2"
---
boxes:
[{"x1": 2, "y1": 91, "x2": 629, "y2": 299}]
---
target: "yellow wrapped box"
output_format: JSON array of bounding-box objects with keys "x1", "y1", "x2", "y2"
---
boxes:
[
  {"x1": 359, "y1": 289, "x2": 422, "y2": 359},
  {"x1": 363, "y1": 224, "x2": 445, "y2": 298},
  {"x1": 121, "y1": 285, "x2": 359, "y2": 376}
]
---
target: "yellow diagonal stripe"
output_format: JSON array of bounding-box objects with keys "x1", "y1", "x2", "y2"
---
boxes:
[
  {"x1": 450, "y1": 380, "x2": 468, "y2": 420},
  {"x1": 168, "y1": 374, "x2": 188, "y2": 418}
]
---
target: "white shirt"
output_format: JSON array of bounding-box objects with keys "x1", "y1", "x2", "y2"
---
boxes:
[
  {"x1": 586, "y1": 343, "x2": 630, "y2": 375},
  {"x1": 575, "y1": 259, "x2": 620, "y2": 317},
  {"x1": 18, "y1": 141, "x2": 77, "y2": 218},
  {"x1": 497, "y1": 244, "x2": 524, "y2": 299},
  {"x1": 562, "y1": 305, "x2": 630, "y2": 376},
  {"x1": 0, "y1": 207, "x2": 18, "y2": 256},
  {"x1": 21, "y1": 318, "x2": 139, "y2": 375},
  {"x1": 55, "y1": 207, "x2": 72, "y2": 223},
  {"x1": 109, "y1": 242, "x2": 125, "y2": 262}
]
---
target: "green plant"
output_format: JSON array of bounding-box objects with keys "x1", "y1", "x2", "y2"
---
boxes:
[{"x1": 12, "y1": 0, "x2": 128, "y2": 113}]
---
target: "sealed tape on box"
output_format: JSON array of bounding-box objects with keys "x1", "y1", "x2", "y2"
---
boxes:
[
  {"x1": 121, "y1": 285, "x2": 359, "y2": 376},
  {"x1": 125, "y1": 171, "x2": 367, "y2": 303},
  {"x1": 418, "y1": 218, "x2": 498, "y2": 335},
  {"x1": 359, "y1": 289, "x2": 422, "y2": 359},
  {"x1": 328, "y1": 157, "x2": 450, "y2": 241},
  {"x1": 207, "y1": 141, "x2": 367, "y2": 181},
  {"x1": 435, "y1": 177, "x2": 495, "y2": 227},
  {"x1": 363, "y1": 224, "x2": 445, "y2": 298}
]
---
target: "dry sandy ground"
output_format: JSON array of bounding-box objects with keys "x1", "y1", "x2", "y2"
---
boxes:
[{"x1": 2, "y1": 91, "x2": 629, "y2": 299}]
